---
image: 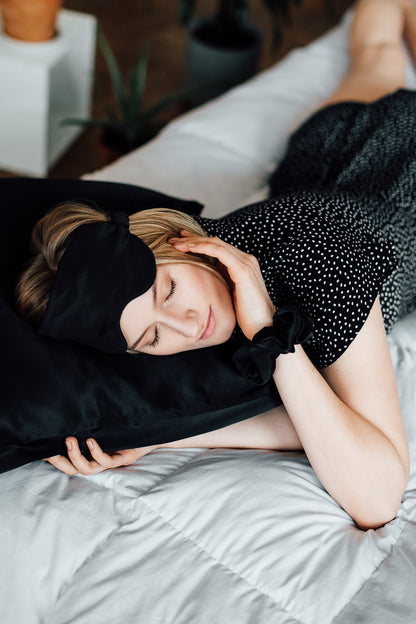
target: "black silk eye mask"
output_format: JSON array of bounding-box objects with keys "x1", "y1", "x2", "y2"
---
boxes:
[{"x1": 39, "y1": 211, "x2": 156, "y2": 354}]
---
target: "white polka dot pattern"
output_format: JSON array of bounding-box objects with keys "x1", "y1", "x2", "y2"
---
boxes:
[
  {"x1": 196, "y1": 193, "x2": 398, "y2": 368},
  {"x1": 196, "y1": 90, "x2": 416, "y2": 368}
]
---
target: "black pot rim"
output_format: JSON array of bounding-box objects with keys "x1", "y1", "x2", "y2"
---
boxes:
[{"x1": 189, "y1": 17, "x2": 263, "y2": 52}]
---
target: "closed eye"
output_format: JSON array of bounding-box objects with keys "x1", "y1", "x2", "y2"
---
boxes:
[
  {"x1": 166, "y1": 279, "x2": 176, "y2": 300},
  {"x1": 150, "y1": 325, "x2": 160, "y2": 348},
  {"x1": 149, "y1": 279, "x2": 176, "y2": 348}
]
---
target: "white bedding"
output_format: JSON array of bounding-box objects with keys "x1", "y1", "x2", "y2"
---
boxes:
[{"x1": 2, "y1": 11, "x2": 416, "y2": 623}]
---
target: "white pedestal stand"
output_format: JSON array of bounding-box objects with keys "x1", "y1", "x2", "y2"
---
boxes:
[{"x1": 0, "y1": 9, "x2": 96, "y2": 176}]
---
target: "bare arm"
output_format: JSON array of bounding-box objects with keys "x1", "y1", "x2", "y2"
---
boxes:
[
  {"x1": 168, "y1": 234, "x2": 410, "y2": 529},
  {"x1": 163, "y1": 406, "x2": 301, "y2": 451},
  {"x1": 273, "y1": 298, "x2": 409, "y2": 529},
  {"x1": 45, "y1": 405, "x2": 302, "y2": 476},
  {"x1": 170, "y1": 297, "x2": 410, "y2": 529}
]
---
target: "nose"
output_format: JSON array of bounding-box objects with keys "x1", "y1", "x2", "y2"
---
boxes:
[{"x1": 159, "y1": 308, "x2": 200, "y2": 338}]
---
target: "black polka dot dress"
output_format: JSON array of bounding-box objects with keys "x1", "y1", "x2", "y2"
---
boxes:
[{"x1": 195, "y1": 89, "x2": 416, "y2": 369}]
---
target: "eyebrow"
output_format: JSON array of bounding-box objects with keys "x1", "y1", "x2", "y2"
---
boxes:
[{"x1": 129, "y1": 281, "x2": 158, "y2": 351}]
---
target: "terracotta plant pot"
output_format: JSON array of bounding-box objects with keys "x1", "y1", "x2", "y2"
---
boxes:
[{"x1": 0, "y1": 0, "x2": 62, "y2": 42}]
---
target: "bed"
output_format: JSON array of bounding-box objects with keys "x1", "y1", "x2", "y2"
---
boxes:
[{"x1": 2, "y1": 10, "x2": 416, "y2": 623}]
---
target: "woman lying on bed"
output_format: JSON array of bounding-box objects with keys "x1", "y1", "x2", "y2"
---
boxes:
[{"x1": 16, "y1": 0, "x2": 416, "y2": 529}]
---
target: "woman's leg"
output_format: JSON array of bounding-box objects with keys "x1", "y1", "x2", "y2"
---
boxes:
[{"x1": 323, "y1": 0, "x2": 416, "y2": 106}]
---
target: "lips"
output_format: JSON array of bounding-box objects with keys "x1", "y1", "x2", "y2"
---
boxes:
[{"x1": 199, "y1": 306, "x2": 215, "y2": 341}]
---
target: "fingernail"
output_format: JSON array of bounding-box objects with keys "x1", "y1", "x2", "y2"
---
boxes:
[
  {"x1": 66, "y1": 439, "x2": 72, "y2": 451},
  {"x1": 87, "y1": 440, "x2": 94, "y2": 450}
]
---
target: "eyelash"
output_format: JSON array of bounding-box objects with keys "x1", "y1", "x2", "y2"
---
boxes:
[
  {"x1": 150, "y1": 327, "x2": 160, "y2": 348},
  {"x1": 150, "y1": 279, "x2": 176, "y2": 348},
  {"x1": 167, "y1": 279, "x2": 176, "y2": 300}
]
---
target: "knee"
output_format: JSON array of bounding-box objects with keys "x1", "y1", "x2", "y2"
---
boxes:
[
  {"x1": 351, "y1": 40, "x2": 405, "y2": 65},
  {"x1": 350, "y1": 41, "x2": 406, "y2": 81}
]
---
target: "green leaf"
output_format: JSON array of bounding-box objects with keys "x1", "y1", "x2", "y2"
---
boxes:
[
  {"x1": 97, "y1": 27, "x2": 129, "y2": 123},
  {"x1": 127, "y1": 43, "x2": 150, "y2": 125}
]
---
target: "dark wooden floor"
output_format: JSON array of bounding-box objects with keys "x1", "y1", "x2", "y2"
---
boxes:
[{"x1": 0, "y1": 0, "x2": 353, "y2": 180}]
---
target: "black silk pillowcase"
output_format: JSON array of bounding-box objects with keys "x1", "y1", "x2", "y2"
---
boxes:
[{"x1": 1, "y1": 178, "x2": 280, "y2": 473}]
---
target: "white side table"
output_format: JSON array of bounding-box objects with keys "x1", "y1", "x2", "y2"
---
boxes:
[{"x1": 0, "y1": 9, "x2": 96, "y2": 176}]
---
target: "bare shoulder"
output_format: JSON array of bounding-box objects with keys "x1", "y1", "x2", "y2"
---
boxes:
[{"x1": 321, "y1": 297, "x2": 409, "y2": 471}]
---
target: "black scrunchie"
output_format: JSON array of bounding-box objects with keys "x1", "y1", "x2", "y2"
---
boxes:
[{"x1": 232, "y1": 305, "x2": 314, "y2": 384}]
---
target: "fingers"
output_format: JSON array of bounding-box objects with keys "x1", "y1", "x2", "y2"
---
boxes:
[
  {"x1": 169, "y1": 232, "x2": 259, "y2": 282},
  {"x1": 44, "y1": 438, "x2": 143, "y2": 476},
  {"x1": 44, "y1": 455, "x2": 79, "y2": 476},
  {"x1": 85, "y1": 438, "x2": 113, "y2": 468},
  {"x1": 169, "y1": 232, "x2": 275, "y2": 339},
  {"x1": 65, "y1": 437, "x2": 103, "y2": 475},
  {"x1": 85, "y1": 439, "x2": 140, "y2": 469}
]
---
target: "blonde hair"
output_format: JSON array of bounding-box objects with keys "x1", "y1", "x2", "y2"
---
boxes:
[{"x1": 15, "y1": 202, "x2": 225, "y2": 328}]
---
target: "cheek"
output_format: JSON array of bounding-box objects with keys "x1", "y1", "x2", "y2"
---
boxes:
[
  {"x1": 215, "y1": 278, "x2": 233, "y2": 306},
  {"x1": 213, "y1": 281, "x2": 236, "y2": 330},
  {"x1": 187, "y1": 267, "x2": 235, "y2": 322}
]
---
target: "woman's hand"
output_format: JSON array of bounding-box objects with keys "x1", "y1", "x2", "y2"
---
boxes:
[
  {"x1": 169, "y1": 231, "x2": 275, "y2": 339},
  {"x1": 44, "y1": 437, "x2": 157, "y2": 475}
]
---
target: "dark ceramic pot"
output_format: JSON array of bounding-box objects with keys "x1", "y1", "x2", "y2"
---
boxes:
[{"x1": 187, "y1": 17, "x2": 263, "y2": 105}]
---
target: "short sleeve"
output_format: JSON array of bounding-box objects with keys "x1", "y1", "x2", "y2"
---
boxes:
[
  {"x1": 196, "y1": 192, "x2": 399, "y2": 369},
  {"x1": 259, "y1": 205, "x2": 398, "y2": 368}
]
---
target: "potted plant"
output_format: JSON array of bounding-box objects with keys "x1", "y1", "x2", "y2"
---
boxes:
[
  {"x1": 0, "y1": 0, "x2": 62, "y2": 41},
  {"x1": 63, "y1": 28, "x2": 205, "y2": 155},
  {"x1": 179, "y1": 0, "x2": 304, "y2": 102}
]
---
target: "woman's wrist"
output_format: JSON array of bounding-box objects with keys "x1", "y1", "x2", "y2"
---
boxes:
[
  {"x1": 233, "y1": 305, "x2": 314, "y2": 384},
  {"x1": 273, "y1": 344, "x2": 309, "y2": 375},
  {"x1": 245, "y1": 313, "x2": 274, "y2": 340}
]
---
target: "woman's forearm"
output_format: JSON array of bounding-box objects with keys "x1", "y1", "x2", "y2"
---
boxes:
[
  {"x1": 161, "y1": 348, "x2": 407, "y2": 529},
  {"x1": 273, "y1": 346, "x2": 408, "y2": 529},
  {"x1": 162, "y1": 406, "x2": 302, "y2": 452}
]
